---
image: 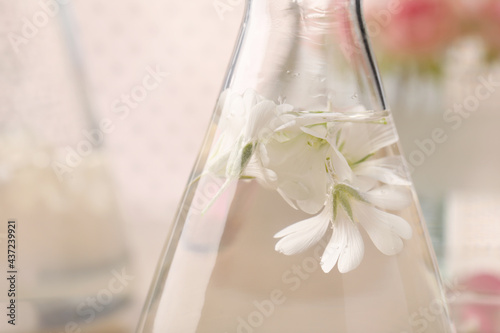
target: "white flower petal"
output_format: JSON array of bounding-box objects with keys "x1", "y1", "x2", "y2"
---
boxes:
[
  {"x1": 364, "y1": 122, "x2": 399, "y2": 154},
  {"x1": 243, "y1": 158, "x2": 278, "y2": 188},
  {"x1": 272, "y1": 115, "x2": 310, "y2": 141},
  {"x1": 265, "y1": 134, "x2": 329, "y2": 213},
  {"x1": 321, "y1": 209, "x2": 364, "y2": 273},
  {"x1": 300, "y1": 124, "x2": 353, "y2": 182},
  {"x1": 279, "y1": 179, "x2": 310, "y2": 201},
  {"x1": 275, "y1": 113, "x2": 342, "y2": 137},
  {"x1": 365, "y1": 185, "x2": 412, "y2": 211},
  {"x1": 300, "y1": 125, "x2": 328, "y2": 140},
  {"x1": 276, "y1": 103, "x2": 294, "y2": 114},
  {"x1": 321, "y1": 227, "x2": 345, "y2": 273},
  {"x1": 338, "y1": 219, "x2": 364, "y2": 273},
  {"x1": 274, "y1": 116, "x2": 317, "y2": 133},
  {"x1": 207, "y1": 91, "x2": 248, "y2": 177},
  {"x1": 206, "y1": 142, "x2": 232, "y2": 176},
  {"x1": 354, "y1": 156, "x2": 411, "y2": 186},
  {"x1": 274, "y1": 119, "x2": 297, "y2": 132},
  {"x1": 277, "y1": 188, "x2": 299, "y2": 210},
  {"x1": 297, "y1": 194, "x2": 326, "y2": 215},
  {"x1": 258, "y1": 142, "x2": 270, "y2": 166},
  {"x1": 245, "y1": 100, "x2": 277, "y2": 140},
  {"x1": 354, "y1": 201, "x2": 412, "y2": 256},
  {"x1": 274, "y1": 207, "x2": 331, "y2": 255},
  {"x1": 335, "y1": 121, "x2": 398, "y2": 162},
  {"x1": 224, "y1": 136, "x2": 246, "y2": 178},
  {"x1": 243, "y1": 89, "x2": 261, "y2": 110},
  {"x1": 352, "y1": 175, "x2": 378, "y2": 192},
  {"x1": 326, "y1": 145, "x2": 353, "y2": 182}
]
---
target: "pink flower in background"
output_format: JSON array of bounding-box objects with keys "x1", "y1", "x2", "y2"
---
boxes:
[
  {"x1": 477, "y1": 0, "x2": 500, "y2": 52},
  {"x1": 461, "y1": 274, "x2": 500, "y2": 333},
  {"x1": 365, "y1": 0, "x2": 460, "y2": 58},
  {"x1": 465, "y1": 274, "x2": 500, "y2": 295}
]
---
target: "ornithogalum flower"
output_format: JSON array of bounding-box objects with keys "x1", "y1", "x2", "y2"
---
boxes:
[
  {"x1": 273, "y1": 114, "x2": 413, "y2": 273},
  {"x1": 203, "y1": 89, "x2": 414, "y2": 273}
]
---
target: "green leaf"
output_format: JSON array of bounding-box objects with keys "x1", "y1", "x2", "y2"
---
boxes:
[
  {"x1": 240, "y1": 143, "x2": 254, "y2": 169},
  {"x1": 333, "y1": 191, "x2": 339, "y2": 220},
  {"x1": 350, "y1": 153, "x2": 375, "y2": 167},
  {"x1": 335, "y1": 184, "x2": 367, "y2": 203},
  {"x1": 338, "y1": 141, "x2": 346, "y2": 152},
  {"x1": 335, "y1": 129, "x2": 342, "y2": 146},
  {"x1": 332, "y1": 183, "x2": 368, "y2": 222},
  {"x1": 339, "y1": 195, "x2": 353, "y2": 221}
]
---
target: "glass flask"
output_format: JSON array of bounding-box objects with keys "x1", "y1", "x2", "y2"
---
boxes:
[
  {"x1": 0, "y1": 1, "x2": 130, "y2": 332},
  {"x1": 137, "y1": 0, "x2": 456, "y2": 332}
]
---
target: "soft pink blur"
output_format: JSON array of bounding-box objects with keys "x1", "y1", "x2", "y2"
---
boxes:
[
  {"x1": 477, "y1": 0, "x2": 500, "y2": 52},
  {"x1": 461, "y1": 274, "x2": 500, "y2": 333},
  {"x1": 365, "y1": 0, "x2": 460, "y2": 58}
]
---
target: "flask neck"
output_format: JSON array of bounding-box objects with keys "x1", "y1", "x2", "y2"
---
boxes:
[{"x1": 228, "y1": 0, "x2": 385, "y2": 112}]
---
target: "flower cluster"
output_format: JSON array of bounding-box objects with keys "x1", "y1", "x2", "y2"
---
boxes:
[{"x1": 205, "y1": 89, "x2": 413, "y2": 273}]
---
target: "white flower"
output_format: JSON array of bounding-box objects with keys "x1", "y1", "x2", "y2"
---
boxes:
[
  {"x1": 273, "y1": 117, "x2": 413, "y2": 274},
  {"x1": 206, "y1": 89, "x2": 267, "y2": 177},
  {"x1": 203, "y1": 89, "x2": 291, "y2": 211},
  {"x1": 272, "y1": 115, "x2": 411, "y2": 208},
  {"x1": 202, "y1": 88, "x2": 414, "y2": 274},
  {"x1": 274, "y1": 178, "x2": 412, "y2": 273},
  {"x1": 263, "y1": 120, "x2": 354, "y2": 214},
  {"x1": 321, "y1": 206, "x2": 364, "y2": 274}
]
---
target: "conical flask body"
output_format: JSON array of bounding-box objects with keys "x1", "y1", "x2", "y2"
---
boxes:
[{"x1": 138, "y1": 1, "x2": 455, "y2": 332}]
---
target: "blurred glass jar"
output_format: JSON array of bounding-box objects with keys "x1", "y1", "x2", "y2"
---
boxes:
[{"x1": 0, "y1": 2, "x2": 130, "y2": 332}]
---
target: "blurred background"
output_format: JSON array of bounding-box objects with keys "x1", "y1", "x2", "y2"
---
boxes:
[
  {"x1": 0, "y1": 0, "x2": 499, "y2": 332},
  {"x1": 365, "y1": 1, "x2": 500, "y2": 332},
  {"x1": 0, "y1": 1, "x2": 242, "y2": 332}
]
